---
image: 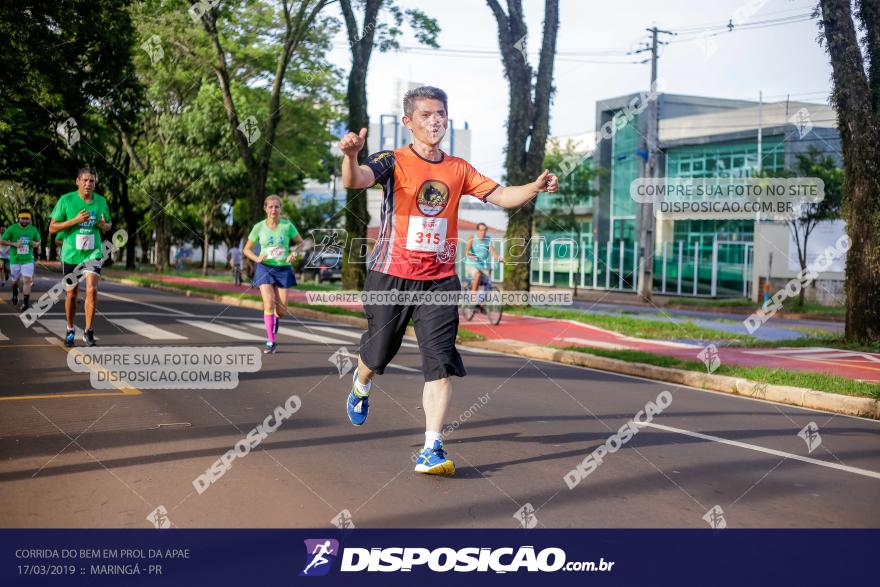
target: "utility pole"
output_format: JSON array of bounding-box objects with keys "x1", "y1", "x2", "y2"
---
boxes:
[{"x1": 634, "y1": 26, "x2": 673, "y2": 303}]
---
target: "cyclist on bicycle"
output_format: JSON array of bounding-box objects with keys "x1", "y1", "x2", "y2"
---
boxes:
[{"x1": 464, "y1": 222, "x2": 502, "y2": 305}]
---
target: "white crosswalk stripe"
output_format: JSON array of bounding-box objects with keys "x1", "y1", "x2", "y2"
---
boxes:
[
  {"x1": 111, "y1": 318, "x2": 187, "y2": 340},
  {"x1": 39, "y1": 319, "x2": 78, "y2": 338},
  {"x1": 177, "y1": 320, "x2": 264, "y2": 341},
  {"x1": 306, "y1": 324, "x2": 420, "y2": 349},
  {"x1": 246, "y1": 323, "x2": 349, "y2": 345}
]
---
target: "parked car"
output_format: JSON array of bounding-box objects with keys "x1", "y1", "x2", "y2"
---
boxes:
[{"x1": 301, "y1": 251, "x2": 342, "y2": 283}]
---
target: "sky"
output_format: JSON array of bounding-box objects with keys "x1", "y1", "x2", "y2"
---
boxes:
[{"x1": 324, "y1": 0, "x2": 834, "y2": 181}]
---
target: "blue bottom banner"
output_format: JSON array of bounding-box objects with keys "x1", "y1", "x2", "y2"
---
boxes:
[{"x1": 1, "y1": 529, "x2": 874, "y2": 586}]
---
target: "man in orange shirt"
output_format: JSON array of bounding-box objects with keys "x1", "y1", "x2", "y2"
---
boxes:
[{"x1": 340, "y1": 86, "x2": 558, "y2": 476}]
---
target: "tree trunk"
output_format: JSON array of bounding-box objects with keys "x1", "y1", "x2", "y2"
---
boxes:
[
  {"x1": 798, "y1": 231, "x2": 809, "y2": 308},
  {"x1": 202, "y1": 215, "x2": 212, "y2": 275},
  {"x1": 819, "y1": 0, "x2": 880, "y2": 342},
  {"x1": 116, "y1": 152, "x2": 138, "y2": 269},
  {"x1": 342, "y1": 57, "x2": 370, "y2": 289},
  {"x1": 339, "y1": 0, "x2": 382, "y2": 289},
  {"x1": 488, "y1": 0, "x2": 560, "y2": 293},
  {"x1": 152, "y1": 199, "x2": 171, "y2": 273},
  {"x1": 200, "y1": 1, "x2": 329, "y2": 227}
]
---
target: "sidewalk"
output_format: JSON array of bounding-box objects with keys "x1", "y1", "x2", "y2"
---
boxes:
[{"x1": 105, "y1": 270, "x2": 880, "y2": 384}]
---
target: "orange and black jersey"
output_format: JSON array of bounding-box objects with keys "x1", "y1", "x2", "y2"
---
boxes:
[{"x1": 365, "y1": 145, "x2": 499, "y2": 280}]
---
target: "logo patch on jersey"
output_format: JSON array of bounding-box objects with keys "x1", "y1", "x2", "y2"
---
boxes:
[{"x1": 416, "y1": 180, "x2": 450, "y2": 216}]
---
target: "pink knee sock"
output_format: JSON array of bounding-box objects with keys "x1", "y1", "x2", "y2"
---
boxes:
[{"x1": 264, "y1": 313, "x2": 276, "y2": 343}]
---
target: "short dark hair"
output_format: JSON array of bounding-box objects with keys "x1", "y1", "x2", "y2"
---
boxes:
[
  {"x1": 403, "y1": 86, "x2": 448, "y2": 118},
  {"x1": 18, "y1": 208, "x2": 31, "y2": 216},
  {"x1": 476, "y1": 222, "x2": 487, "y2": 230},
  {"x1": 77, "y1": 166, "x2": 97, "y2": 179}
]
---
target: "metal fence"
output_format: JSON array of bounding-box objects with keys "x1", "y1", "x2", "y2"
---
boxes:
[{"x1": 456, "y1": 237, "x2": 753, "y2": 298}]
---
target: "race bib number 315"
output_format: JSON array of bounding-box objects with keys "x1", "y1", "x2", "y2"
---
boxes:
[{"x1": 406, "y1": 216, "x2": 447, "y2": 252}]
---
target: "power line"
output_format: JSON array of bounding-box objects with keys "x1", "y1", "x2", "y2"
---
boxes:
[{"x1": 669, "y1": 2, "x2": 817, "y2": 33}]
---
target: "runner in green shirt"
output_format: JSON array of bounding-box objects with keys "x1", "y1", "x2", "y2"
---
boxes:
[
  {"x1": 48, "y1": 167, "x2": 112, "y2": 347},
  {"x1": 0, "y1": 209, "x2": 41, "y2": 310},
  {"x1": 243, "y1": 194, "x2": 304, "y2": 354}
]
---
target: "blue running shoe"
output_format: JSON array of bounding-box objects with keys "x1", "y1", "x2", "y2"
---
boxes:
[
  {"x1": 64, "y1": 329, "x2": 75, "y2": 348},
  {"x1": 346, "y1": 370, "x2": 369, "y2": 426},
  {"x1": 414, "y1": 440, "x2": 455, "y2": 476},
  {"x1": 263, "y1": 341, "x2": 276, "y2": 354}
]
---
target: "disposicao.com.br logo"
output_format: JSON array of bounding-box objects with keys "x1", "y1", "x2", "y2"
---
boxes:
[
  {"x1": 300, "y1": 543, "x2": 614, "y2": 575},
  {"x1": 300, "y1": 539, "x2": 340, "y2": 577}
]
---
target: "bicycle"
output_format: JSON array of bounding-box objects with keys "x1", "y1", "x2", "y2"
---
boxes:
[{"x1": 460, "y1": 267, "x2": 503, "y2": 325}]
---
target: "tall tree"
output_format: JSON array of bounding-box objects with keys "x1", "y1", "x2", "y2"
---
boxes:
[
  {"x1": 338, "y1": 0, "x2": 439, "y2": 288},
  {"x1": 195, "y1": 0, "x2": 332, "y2": 226},
  {"x1": 538, "y1": 139, "x2": 601, "y2": 296},
  {"x1": 817, "y1": 0, "x2": 880, "y2": 342},
  {"x1": 487, "y1": 0, "x2": 560, "y2": 292},
  {"x1": 0, "y1": 0, "x2": 140, "y2": 190},
  {"x1": 788, "y1": 148, "x2": 844, "y2": 308}
]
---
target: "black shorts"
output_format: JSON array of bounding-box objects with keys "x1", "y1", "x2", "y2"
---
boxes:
[
  {"x1": 359, "y1": 271, "x2": 465, "y2": 382},
  {"x1": 61, "y1": 261, "x2": 102, "y2": 283}
]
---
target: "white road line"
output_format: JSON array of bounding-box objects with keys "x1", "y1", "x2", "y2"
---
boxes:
[
  {"x1": 246, "y1": 323, "x2": 349, "y2": 345},
  {"x1": 307, "y1": 325, "x2": 362, "y2": 338},
  {"x1": 307, "y1": 324, "x2": 420, "y2": 349},
  {"x1": 245, "y1": 324, "x2": 420, "y2": 372},
  {"x1": 101, "y1": 291, "x2": 192, "y2": 316},
  {"x1": 39, "y1": 319, "x2": 77, "y2": 338},
  {"x1": 740, "y1": 347, "x2": 837, "y2": 355},
  {"x1": 24, "y1": 311, "x2": 329, "y2": 324},
  {"x1": 635, "y1": 421, "x2": 880, "y2": 480},
  {"x1": 111, "y1": 319, "x2": 187, "y2": 340},
  {"x1": 178, "y1": 320, "x2": 264, "y2": 341},
  {"x1": 336, "y1": 350, "x2": 420, "y2": 372}
]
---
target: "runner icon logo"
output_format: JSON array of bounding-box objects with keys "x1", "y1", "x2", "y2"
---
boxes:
[
  {"x1": 702, "y1": 505, "x2": 727, "y2": 529},
  {"x1": 300, "y1": 539, "x2": 339, "y2": 577},
  {"x1": 146, "y1": 505, "x2": 172, "y2": 529},
  {"x1": 697, "y1": 344, "x2": 721, "y2": 373},
  {"x1": 797, "y1": 422, "x2": 822, "y2": 454},
  {"x1": 329, "y1": 348, "x2": 354, "y2": 377},
  {"x1": 513, "y1": 503, "x2": 538, "y2": 529},
  {"x1": 331, "y1": 509, "x2": 356, "y2": 530}
]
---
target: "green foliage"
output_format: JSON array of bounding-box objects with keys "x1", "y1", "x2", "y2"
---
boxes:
[
  {"x1": 283, "y1": 197, "x2": 339, "y2": 242},
  {"x1": 538, "y1": 138, "x2": 602, "y2": 238},
  {"x1": 0, "y1": 0, "x2": 141, "y2": 189}
]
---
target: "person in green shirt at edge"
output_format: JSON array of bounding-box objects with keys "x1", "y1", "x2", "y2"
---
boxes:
[
  {"x1": 0, "y1": 209, "x2": 42, "y2": 311},
  {"x1": 243, "y1": 194, "x2": 304, "y2": 355},
  {"x1": 48, "y1": 167, "x2": 112, "y2": 347}
]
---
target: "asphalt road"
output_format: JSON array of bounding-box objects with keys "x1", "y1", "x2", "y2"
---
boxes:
[{"x1": 0, "y1": 272, "x2": 878, "y2": 529}]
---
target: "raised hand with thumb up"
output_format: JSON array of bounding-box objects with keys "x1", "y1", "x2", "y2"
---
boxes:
[{"x1": 339, "y1": 127, "x2": 367, "y2": 158}]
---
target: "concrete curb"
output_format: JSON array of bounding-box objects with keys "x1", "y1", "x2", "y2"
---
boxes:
[
  {"x1": 107, "y1": 276, "x2": 879, "y2": 420},
  {"x1": 458, "y1": 339, "x2": 880, "y2": 420}
]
